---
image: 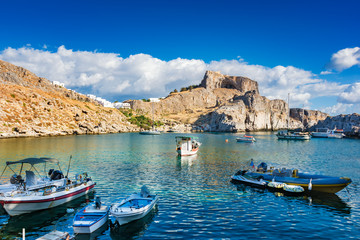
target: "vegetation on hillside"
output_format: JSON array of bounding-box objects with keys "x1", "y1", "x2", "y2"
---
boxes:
[{"x1": 119, "y1": 109, "x2": 163, "y2": 130}]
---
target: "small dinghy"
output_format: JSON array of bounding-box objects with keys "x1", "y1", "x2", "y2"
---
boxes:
[
  {"x1": 231, "y1": 174, "x2": 267, "y2": 188},
  {"x1": 110, "y1": 185, "x2": 159, "y2": 225},
  {"x1": 73, "y1": 197, "x2": 109, "y2": 234}
]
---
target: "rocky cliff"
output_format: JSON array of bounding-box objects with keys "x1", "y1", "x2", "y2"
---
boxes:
[
  {"x1": 129, "y1": 71, "x2": 328, "y2": 132},
  {"x1": 0, "y1": 60, "x2": 138, "y2": 138}
]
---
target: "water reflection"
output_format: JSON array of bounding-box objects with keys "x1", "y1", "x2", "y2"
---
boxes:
[
  {"x1": 74, "y1": 220, "x2": 109, "y2": 240},
  {"x1": 0, "y1": 193, "x2": 94, "y2": 239},
  {"x1": 109, "y1": 206, "x2": 158, "y2": 240},
  {"x1": 233, "y1": 182, "x2": 351, "y2": 215}
]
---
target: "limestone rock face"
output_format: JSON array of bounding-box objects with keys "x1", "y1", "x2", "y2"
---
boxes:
[
  {"x1": 129, "y1": 70, "x2": 305, "y2": 132},
  {"x1": 309, "y1": 113, "x2": 360, "y2": 137},
  {"x1": 0, "y1": 60, "x2": 138, "y2": 138},
  {"x1": 290, "y1": 108, "x2": 329, "y2": 129},
  {"x1": 200, "y1": 70, "x2": 259, "y2": 94}
]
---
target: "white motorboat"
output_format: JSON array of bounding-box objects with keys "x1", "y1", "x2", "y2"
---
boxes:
[
  {"x1": 110, "y1": 185, "x2": 159, "y2": 225},
  {"x1": 236, "y1": 135, "x2": 256, "y2": 142},
  {"x1": 176, "y1": 136, "x2": 201, "y2": 156},
  {"x1": 311, "y1": 128, "x2": 331, "y2": 138},
  {"x1": 0, "y1": 158, "x2": 67, "y2": 194},
  {"x1": 73, "y1": 197, "x2": 109, "y2": 234},
  {"x1": 276, "y1": 130, "x2": 311, "y2": 140},
  {"x1": 0, "y1": 172, "x2": 95, "y2": 216}
]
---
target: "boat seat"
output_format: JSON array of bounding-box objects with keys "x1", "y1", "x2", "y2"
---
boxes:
[
  {"x1": 272, "y1": 168, "x2": 292, "y2": 177},
  {"x1": 25, "y1": 170, "x2": 37, "y2": 186}
]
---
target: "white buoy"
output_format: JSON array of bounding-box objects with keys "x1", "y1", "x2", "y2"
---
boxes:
[
  {"x1": 66, "y1": 208, "x2": 75, "y2": 213},
  {"x1": 308, "y1": 178, "x2": 312, "y2": 191}
]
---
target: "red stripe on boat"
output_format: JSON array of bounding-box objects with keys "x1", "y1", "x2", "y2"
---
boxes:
[{"x1": 1, "y1": 183, "x2": 95, "y2": 204}]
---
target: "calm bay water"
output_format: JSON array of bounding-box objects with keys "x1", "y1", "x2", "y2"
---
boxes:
[{"x1": 0, "y1": 132, "x2": 359, "y2": 239}]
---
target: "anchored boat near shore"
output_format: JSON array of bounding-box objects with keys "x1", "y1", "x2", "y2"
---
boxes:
[
  {"x1": 231, "y1": 161, "x2": 352, "y2": 194},
  {"x1": 0, "y1": 157, "x2": 95, "y2": 216},
  {"x1": 176, "y1": 136, "x2": 201, "y2": 156}
]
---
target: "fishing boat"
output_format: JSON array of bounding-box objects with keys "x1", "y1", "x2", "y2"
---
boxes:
[
  {"x1": 234, "y1": 161, "x2": 351, "y2": 194},
  {"x1": 236, "y1": 135, "x2": 256, "y2": 142},
  {"x1": 0, "y1": 158, "x2": 67, "y2": 194},
  {"x1": 276, "y1": 130, "x2": 311, "y2": 140},
  {"x1": 0, "y1": 157, "x2": 96, "y2": 216},
  {"x1": 277, "y1": 94, "x2": 311, "y2": 140},
  {"x1": 73, "y1": 197, "x2": 109, "y2": 234},
  {"x1": 175, "y1": 136, "x2": 201, "y2": 156},
  {"x1": 110, "y1": 185, "x2": 159, "y2": 225}
]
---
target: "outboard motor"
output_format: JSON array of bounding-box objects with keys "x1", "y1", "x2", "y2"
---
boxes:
[
  {"x1": 95, "y1": 196, "x2": 101, "y2": 209},
  {"x1": 257, "y1": 162, "x2": 268, "y2": 172},
  {"x1": 50, "y1": 170, "x2": 64, "y2": 180}
]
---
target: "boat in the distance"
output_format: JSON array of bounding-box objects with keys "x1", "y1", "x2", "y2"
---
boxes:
[
  {"x1": 276, "y1": 130, "x2": 311, "y2": 140},
  {"x1": 110, "y1": 185, "x2": 159, "y2": 225},
  {"x1": 232, "y1": 161, "x2": 352, "y2": 194},
  {"x1": 236, "y1": 135, "x2": 256, "y2": 142},
  {"x1": 0, "y1": 157, "x2": 96, "y2": 216},
  {"x1": 175, "y1": 136, "x2": 201, "y2": 156},
  {"x1": 73, "y1": 197, "x2": 109, "y2": 234},
  {"x1": 139, "y1": 130, "x2": 161, "y2": 135}
]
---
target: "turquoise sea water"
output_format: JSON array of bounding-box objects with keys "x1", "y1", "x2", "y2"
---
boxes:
[{"x1": 0, "y1": 132, "x2": 359, "y2": 239}]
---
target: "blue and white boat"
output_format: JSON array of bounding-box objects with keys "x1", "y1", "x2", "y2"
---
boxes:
[
  {"x1": 110, "y1": 185, "x2": 159, "y2": 225},
  {"x1": 73, "y1": 197, "x2": 109, "y2": 234}
]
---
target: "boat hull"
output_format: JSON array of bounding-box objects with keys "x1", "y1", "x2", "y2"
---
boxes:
[
  {"x1": 277, "y1": 135, "x2": 310, "y2": 140},
  {"x1": 231, "y1": 175, "x2": 267, "y2": 189},
  {"x1": 73, "y1": 212, "x2": 109, "y2": 234},
  {"x1": 139, "y1": 131, "x2": 161, "y2": 135},
  {"x1": 246, "y1": 172, "x2": 351, "y2": 194},
  {"x1": 111, "y1": 196, "x2": 159, "y2": 225},
  {"x1": 177, "y1": 148, "x2": 199, "y2": 156},
  {"x1": 0, "y1": 181, "x2": 96, "y2": 216}
]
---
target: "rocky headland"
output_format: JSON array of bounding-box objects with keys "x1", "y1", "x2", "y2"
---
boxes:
[
  {"x1": 128, "y1": 71, "x2": 328, "y2": 132},
  {"x1": 0, "y1": 60, "x2": 138, "y2": 138}
]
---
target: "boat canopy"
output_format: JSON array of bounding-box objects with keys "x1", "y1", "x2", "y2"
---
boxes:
[
  {"x1": 175, "y1": 136, "x2": 198, "y2": 140},
  {"x1": 6, "y1": 158, "x2": 59, "y2": 166}
]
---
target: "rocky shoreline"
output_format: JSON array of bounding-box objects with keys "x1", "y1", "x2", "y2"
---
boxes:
[{"x1": 1, "y1": 60, "x2": 359, "y2": 139}]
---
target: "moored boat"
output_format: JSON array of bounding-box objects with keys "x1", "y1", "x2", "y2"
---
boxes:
[
  {"x1": 73, "y1": 197, "x2": 109, "y2": 234},
  {"x1": 235, "y1": 161, "x2": 351, "y2": 194},
  {"x1": 276, "y1": 130, "x2": 311, "y2": 140},
  {"x1": 110, "y1": 185, "x2": 159, "y2": 225},
  {"x1": 176, "y1": 136, "x2": 201, "y2": 156},
  {"x1": 139, "y1": 130, "x2": 161, "y2": 135},
  {"x1": 0, "y1": 158, "x2": 67, "y2": 194},
  {"x1": 0, "y1": 171, "x2": 95, "y2": 216},
  {"x1": 236, "y1": 135, "x2": 256, "y2": 142},
  {"x1": 231, "y1": 174, "x2": 267, "y2": 188}
]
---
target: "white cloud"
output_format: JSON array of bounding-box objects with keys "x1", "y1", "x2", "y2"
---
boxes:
[
  {"x1": 338, "y1": 82, "x2": 360, "y2": 104},
  {"x1": 320, "y1": 103, "x2": 353, "y2": 116},
  {"x1": 320, "y1": 70, "x2": 333, "y2": 75},
  {"x1": 328, "y1": 47, "x2": 360, "y2": 71},
  {"x1": 0, "y1": 45, "x2": 351, "y2": 110}
]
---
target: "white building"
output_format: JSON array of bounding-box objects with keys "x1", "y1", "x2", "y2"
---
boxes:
[
  {"x1": 114, "y1": 102, "x2": 131, "y2": 109},
  {"x1": 52, "y1": 81, "x2": 65, "y2": 87}
]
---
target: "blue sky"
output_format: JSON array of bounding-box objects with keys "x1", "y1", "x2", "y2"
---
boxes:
[{"x1": 1, "y1": 0, "x2": 360, "y2": 115}]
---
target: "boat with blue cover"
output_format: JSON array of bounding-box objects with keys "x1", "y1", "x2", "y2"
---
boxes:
[
  {"x1": 73, "y1": 197, "x2": 109, "y2": 234},
  {"x1": 232, "y1": 161, "x2": 352, "y2": 194}
]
